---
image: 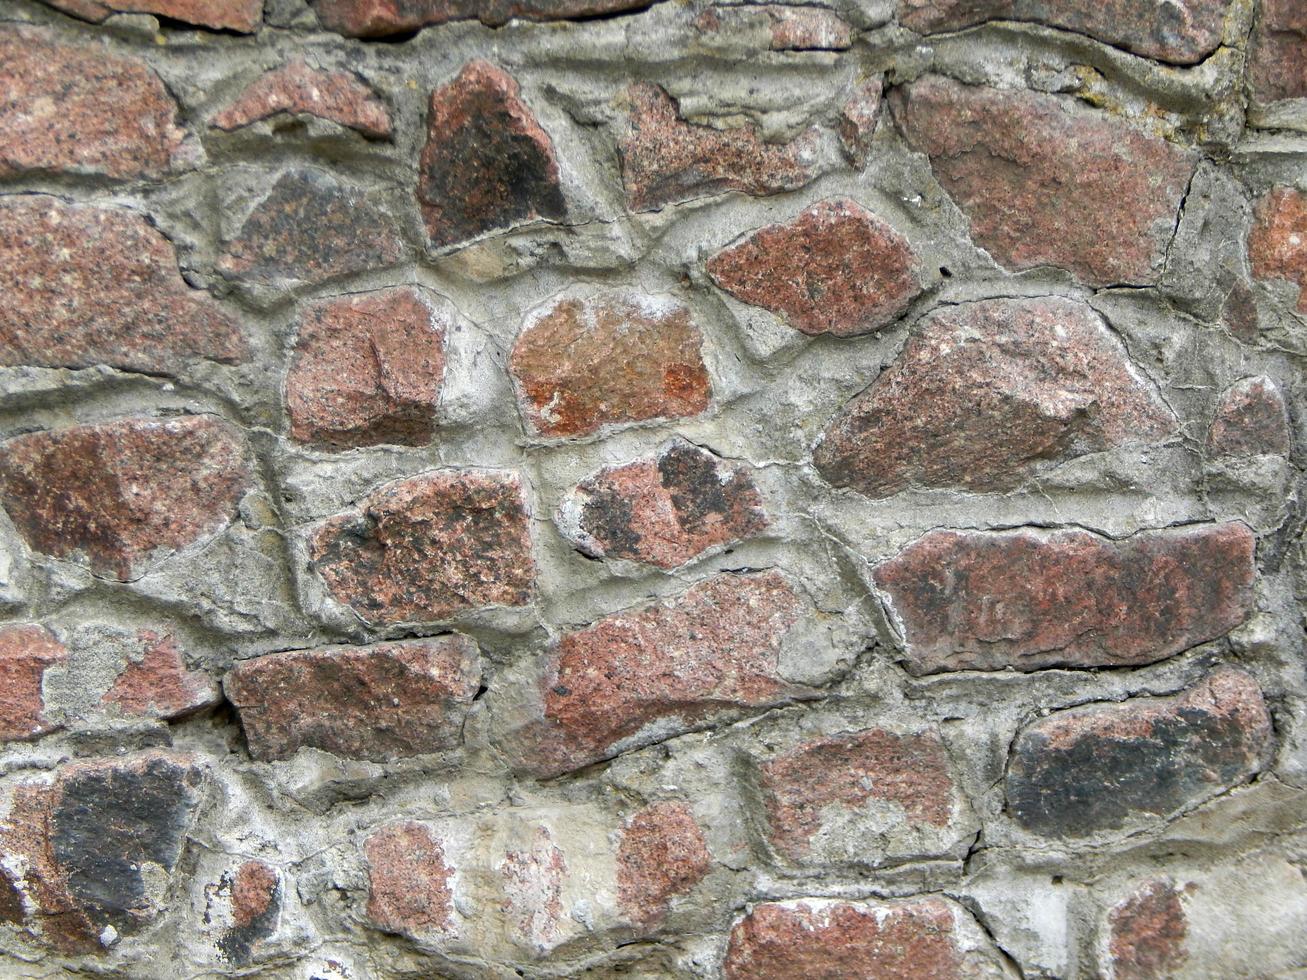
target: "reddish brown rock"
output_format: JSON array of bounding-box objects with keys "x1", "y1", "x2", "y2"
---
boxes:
[
  {"x1": 839, "y1": 77, "x2": 884, "y2": 166},
  {"x1": 364, "y1": 822, "x2": 455, "y2": 939},
  {"x1": 708, "y1": 198, "x2": 921, "y2": 337},
  {"x1": 813, "y1": 297, "x2": 1177, "y2": 497},
  {"x1": 1006, "y1": 668, "x2": 1272, "y2": 837},
  {"x1": 226, "y1": 636, "x2": 481, "y2": 762},
  {"x1": 37, "y1": 0, "x2": 261, "y2": 31},
  {"x1": 0, "y1": 416, "x2": 252, "y2": 582},
  {"x1": 510, "y1": 292, "x2": 712, "y2": 439},
  {"x1": 1106, "y1": 879, "x2": 1189, "y2": 980},
  {"x1": 309, "y1": 470, "x2": 536, "y2": 624},
  {"x1": 891, "y1": 75, "x2": 1196, "y2": 286},
  {"x1": 286, "y1": 287, "x2": 447, "y2": 450},
  {"x1": 313, "y1": 0, "x2": 648, "y2": 36},
  {"x1": 1248, "y1": 186, "x2": 1307, "y2": 313},
  {"x1": 417, "y1": 61, "x2": 566, "y2": 249},
  {"x1": 621, "y1": 83, "x2": 817, "y2": 211},
  {"x1": 898, "y1": 0, "x2": 1230, "y2": 65},
  {"x1": 695, "y1": 5, "x2": 853, "y2": 50},
  {"x1": 1208, "y1": 376, "x2": 1291, "y2": 457},
  {"x1": 219, "y1": 169, "x2": 403, "y2": 286},
  {"x1": 1250, "y1": 0, "x2": 1307, "y2": 104},
  {"x1": 212, "y1": 59, "x2": 391, "y2": 139},
  {"x1": 102, "y1": 630, "x2": 220, "y2": 721},
  {"x1": 556, "y1": 440, "x2": 767, "y2": 569},
  {"x1": 874, "y1": 523, "x2": 1255, "y2": 674},
  {"x1": 218, "y1": 860, "x2": 280, "y2": 965},
  {"x1": 616, "y1": 802, "x2": 712, "y2": 930},
  {"x1": 0, "y1": 625, "x2": 67, "y2": 742}
]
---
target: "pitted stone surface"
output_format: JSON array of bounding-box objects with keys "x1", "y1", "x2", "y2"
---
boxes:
[
  {"x1": 1248, "y1": 186, "x2": 1307, "y2": 313},
  {"x1": 1250, "y1": 0, "x2": 1307, "y2": 104},
  {"x1": 616, "y1": 801, "x2": 711, "y2": 930},
  {"x1": 0, "y1": 624, "x2": 68, "y2": 742},
  {"x1": 218, "y1": 860, "x2": 280, "y2": 965},
  {"x1": 1208, "y1": 376, "x2": 1292, "y2": 457},
  {"x1": 313, "y1": 0, "x2": 650, "y2": 36},
  {"x1": 37, "y1": 0, "x2": 262, "y2": 30},
  {"x1": 364, "y1": 822, "x2": 455, "y2": 940},
  {"x1": 212, "y1": 59, "x2": 392, "y2": 138}
]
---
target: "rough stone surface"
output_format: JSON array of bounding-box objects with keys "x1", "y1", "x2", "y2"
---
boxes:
[
  {"x1": 555, "y1": 439, "x2": 767, "y2": 568},
  {"x1": 0, "y1": 625, "x2": 68, "y2": 742},
  {"x1": 309, "y1": 470, "x2": 536, "y2": 624},
  {"x1": 217, "y1": 860, "x2": 280, "y2": 965},
  {"x1": 286, "y1": 287, "x2": 447, "y2": 450},
  {"x1": 1105, "y1": 879, "x2": 1188, "y2": 980},
  {"x1": 510, "y1": 292, "x2": 712, "y2": 439},
  {"x1": 101, "y1": 630, "x2": 220, "y2": 721},
  {"x1": 212, "y1": 59, "x2": 391, "y2": 139},
  {"x1": 1208, "y1": 376, "x2": 1292, "y2": 457},
  {"x1": 0, "y1": 416, "x2": 252, "y2": 581},
  {"x1": 225, "y1": 636, "x2": 481, "y2": 761},
  {"x1": 695, "y1": 5, "x2": 853, "y2": 51},
  {"x1": 1006, "y1": 669, "x2": 1273, "y2": 837},
  {"x1": 814, "y1": 297, "x2": 1177, "y2": 497},
  {"x1": 892, "y1": 75, "x2": 1196, "y2": 286},
  {"x1": 616, "y1": 801, "x2": 711, "y2": 930},
  {"x1": 37, "y1": 0, "x2": 262, "y2": 31},
  {"x1": 839, "y1": 77, "x2": 884, "y2": 166},
  {"x1": 313, "y1": 0, "x2": 649, "y2": 36},
  {"x1": 364, "y1": 822, "x2": 455, "y2": 940},
  {"x1": 874, "y1": 523, "x2": 1255, "y2": 674},
  {"x1": 1248, "y1": 186, "x2": 1307, "y2": 313},
  {"x1": 1250, "y1": 0, "x2": 1307, "y2": 104}
]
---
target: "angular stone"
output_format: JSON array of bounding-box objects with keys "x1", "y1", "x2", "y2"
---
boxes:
[
  {"x1": 219, "y1": 169, "x2": 403, "y2": 286},
  {"x1": 0, "y1": 416, "x2": 252, "y2": 582},
  {"x1": 286, "y1": 287, "x2": 447, "y2": 450},
  {"x1": 510, "y1": 291, "x2": 712, "y2": 439},
  {"x1": 0, "y1": 197, "x2": 245, "y2": 374},
  {"x1": 1248, "y1": 186, "x2": 1307, "y2": 313},
  {"x1": 217, "y1": 860, "x2": 280, "y2": 965},
  {"x1": 101, "y1": 630, "x2": 220, "y2": 721},
  {"x1": 37, "y1": 0, "x2": 261, "y2": 31},
  {"x1": 695, "y1": 5, "x2": 853, "y2": 50},
  {"x1": 212, "y1": 59, "x2": 391, "y2": 139},
  {"x1": 308, "y1": 470, "x2": 536, "y2": 625},
  {"x1": 813, "y1": 297, "x2": 1177, "y2": 497},
  {"x1": 0, "y1": 624, "x2": 67, "y2": 742},
  {"x1": 1250, "y1": 0, "x2": 1307, "y2": 104},
  {"x1": 616, "y1": 802, "x2": 711, "y2": 931},
  {"x1": 364, "y1": 821, "x2": 455, "y2": 940},
  {"x1": 898, "y1": 0, "x2": 1231, "y2": 65},
  {"x1": 1006, "y1": 668, "x2": 1272, "y2": 838},
  {"x1": 708, "y1": 198, "x2": 921, "y2": 337},
  {"x1": 621, "y1": 83, "x2": 817, "y2": 211},
  {"x1": 874, "y1": 523, "x2": 1255, "y2": 674},
  {"x1": 313, "y1": 0, "x2": 648, "y2": 36},
  {"x1": 1208, "y1": 376, "x2": 1291, "y2": 458},
  {"x1": 839, "y1": 77, "x2": 884, "y2": 166},
  {"x1": 417, "y1": 61, "x2": 566, "y2": 249},
  {"x1": 891, "y1": 75, "x2": 1196, "y2": 286},
  {"x1": 226, "y1": 636, "x2": 481, "y2": 762},
  {"x1": 555, "y1": 440, "x2": 767, "y2": 569},
  {"x1": 1105, "y1": 879, "x2": 1188, "y2": 980}
]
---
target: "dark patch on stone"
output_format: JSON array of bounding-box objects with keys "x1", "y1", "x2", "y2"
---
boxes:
[
  {"x1": 217, "y1": 861, "x2": 280, "y2": 965},
  {"x1": 578, "y1": 483, "x2": 643, "y2": 557},
  {"x1": 657, "y1": 442, "x2": 732, "y2": 536}
]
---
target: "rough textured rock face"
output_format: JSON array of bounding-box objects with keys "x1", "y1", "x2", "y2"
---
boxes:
[
  {"x1": 1208, "y1": 376, "x2": 1292, "y2": 457},
  {"x1": 1105, "y1": 879, "x2": 1189, "y2": 980},
  {"x1": 101, "y1": 630, "x2": 220, "y2": 721},
  {"x1": 364, "y1": 822, "x2": 455, "y2": 939},
  {"x1": 314, "y1": 0, "x2": 650, "y2": 36},
  {"x1": 616, "y1": 801, "x2": 712, "y2": 930},
  {"x1": 839, "y1": 77, "x2": 884, "y2": 166},
  {"x1": 1248, "y1": 186, "x2": 1307, "y2": 313},
  {"x1": 37, "y1": 0, "x2": 262, "y2": 31},
  {"x1": 695, "y1": 5, "x2": 853, "y2": 51},
  {"x1": 212, "y1": 59, "x2": 392, "y2": 139},
  {"x1": 218, "y1": 860, "x2": 280, "y2": 965},
  {"x1": 1250, "y1": 0, "x2": 1307, "y2": 104},
  {"x1": 0, "y1": 625, "x2": 68, "y2": 742}
]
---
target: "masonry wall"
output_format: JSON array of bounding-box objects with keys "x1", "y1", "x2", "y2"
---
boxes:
[{"x1": 0, "y1": 0, "x2": 1305, "y2": 977}]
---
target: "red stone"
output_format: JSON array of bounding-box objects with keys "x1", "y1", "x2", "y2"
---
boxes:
[
  {"x1": 1248, "y1": 186, "x2": 1307, "y2": 314},
  {"x1": 1208, "y1": 376, "x2": 1291, "y2": 457},
  {"x1": 874, "y1": 522, "x2": 1255, "y2": 674},
  {"x1": 510, "y1": 292, "x2": 712, "y2": 439},
  {"x1": 309, "y1": 470, "x2": 536, "y2": 625},
  {"x1": 621, "y1": 83, "x2": 817, "y2": 211},
  {"x1": 286, "y1": 287, "x2": 446, "y2": 450},
  {"x1": 839, "y1": 77, "x2": 884, "y2": 166},
  {"x1": 891, "y1": 75, "x2": 1195, "y2": 286},
  {"x1": 707, "y1": 198, "x2": 921, "y2": 337},
  {"x1": 1250, "y1": 0, "x2": 1307, "y2": 103},
  {"x1": 225, "y1": 636, "x2": 481, "y2": 761},
  {"x1": 101, "y1": 630, "x2": 220, "y2": 721},
  {"x1": 616, "y1": 801, "x2": 711, "y2": 930},
  {"x1": 364, "y1": 822, "x2": 455, "y2": 939},
  {"x1": 313, "y1": 0, "x2": 648, "y2": 36},
  {"x1": 695, "y1": 5, "x2": 853, "y2": 50},
  {"x1": 1106, "y1": 879, "x2": 1188, "y2": 980},
  {"x1": 555, "y1": 440, "x2": 767, "y2": 569},
  {"x1": 212, "y1": 59, "x2": 391, "y2": 139},
  {"x1": 0, "y1": 416, "x2": 252, "y2": 582},
  {"x1": 0, "y1": 625, "x2": 67, "y2": 742},
  {"x1": 417, "y1": 61, "x2": 566, "y2": 249},
  {"x1": 218, "y1": 860, "x2": 280, "y2": 964},
  {"x1": 813, "y1": 296, "x2": 1177, "y2": 497},
  {"x1": 37, "y1": 0, "x2": 261, "y2": 31}
]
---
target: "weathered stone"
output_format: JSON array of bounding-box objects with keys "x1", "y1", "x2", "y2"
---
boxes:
[
  {"x1": 417, "y1": 61, "x2": 566, "y2": 249},
  {"x1": 217, "y1": 861, "x2": 280, "y2": 965},
  {"x1": 1248, "y1": 186, "x2": 1307, "y2": 313},
  {"x1": 898, "y1": 0, "x2": 1231, "y2": 65},
  {"x1": 1006, "y1": 668, "x2": 1272, "y2": 838},
  {"x1": 364, "y1": 822, "x2": 455, "y2": 940},
  {"x1": 313, "y1": 0, "x2": 648, "y2": 36},
  {"x1": 0, "y1": 30, "x2": 188, "y2": 180},
  {"x1": 708, "y1": 198, "x2": 921, "y2": 337},
  {"x1": 510, "y1": 292, "x2": 712, "y2": 439},
  {"x1": 874, "y1": 523, "x2": 1255, "y2": 674},
  {"x1": 0, "y1": 624, "x2": 67, "y2": 742},
  {"x1": 695, "y1": 5, "x2": 853, "y2": 50},
  {"x1": 219, "y1": 169, "x2": 403, "y2": 286},
  {"x1": 621, "y1": 83, "x2": 817, "y2": 211},
  {"x1": 226, "y1": 636, "x2": 481, "y2": 762},
  {"x1": 0, "y1": 416, "x2": 252, "y2": 582},
  {"x1": 1250, "y1": 0, "x2": 1307, "y2": 104},
  {"x1": 0, "y1": 197, "x2": 245, "y2": 374},
  {"x1": 813, "y1": 297, "x2": 1177, "y2": 497},
  {"x1": 37, "y1": 0, "x2": 261, "y2": 31},
  {"x1": 101, "y1": 630, "x2": 220, "y2": 721},
  {"x1": 1208, "y1": 376, "x2": 1291, "y2": 457},
  {"x1": 616, "y1": 801, "x2": 711, "y2": 930},
  {"x1": 892, "y1": 75, "x2": 1195, "y2": 286},
  {"x1": 212, "y1": 59, "x2": 391, "y2": 138},
  {"x1": 839, "y1": 77, "x2": 884, "y2": 166},
  {"x1": 1105, "y1": 879, "x2": 1188, "y2": 980},
  {"x1": 308, "y1": 470, "x2": 536, "y2": 625},
  {"x1": 499, "y1": 824, "x2": 568, "y2": 953},
  {"x1": 555, "y1": 439, "x2": 766, "y2": 569},
  {"x1": 286, "y1": 287, "x2": 447, "y2": 450}
]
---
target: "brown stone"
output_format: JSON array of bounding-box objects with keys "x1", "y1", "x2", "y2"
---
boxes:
[
  {"x1": 37, "y1": 0, "x2": 261, "y2": 31},
  {"x1": 1106, "y1": 879, "x2": 1189, "y2": 980},
  {"x1": 1208, "y1": 376, "x2": 1291, "y2": 457},
  {"x1": 555, "y1": 440, "x2": 767, "y2": 569},
  {"x1": 0, "y1": 416, "x2": 252, "y2": 582},
  {"x1": 212, "y1": 59, "x2": 391, "y2": 139},
  {"x1": 695, "y1": 5, "x2": 853, "y2": 50},
  {"x1": 1248, "y1": 186, "x2": 1307, "y2": 313},
  {"x1": 839, "y1": 77, "x2": 884, "y2": 166},
  {"x1": 286, "y1": 287, "x2": 447, "y2": 450},
  {"x1": 616, "y1": 801, "x2": 711, "y2": 930},
  {"x1": 364, "y1": 822, "x2": 455, "y2": 939},
  {"x1": 101, "y1": 630, "x2": 220, "y2": 721},
  {"x1": 510, "y1": 291, "x2": 712, "y2": 439},
  {"x1": 0, "y1": 625, "x2": 67, "y2": 742},
  {"x1": 707, "y1": 198, "x2": 921, "y2": 337},
  {"x1": 309, "y1": 470, "x2": 536, "y2": 625},
  {"x1": 218, "y1": 860, "x2": 280, "y2": 964},
  {"x1": 226, "y1": 636, "x2": 481, "y2": 762},
  {"x1": 1006, "y1": 668, "x2": 1272, "y2": 837},
  {"x1": 813, "y1": 296, "x2": 1177, "y2": 497},
  {"x1": 873, "y1": 522, "x2": 1255, "y2": 674},
  {"x1": 313, "y1": 0, "x2": 648, "y2": 36},
  {"x1": 621, "y1": 83, "x2": 817, "y2": 211},
  {"x1": 1250, "y1": 0, "x2": 1307, "y2": 104},
  {"x1": 891, "y1": 75, "x2": 1196, "y2": 287},
  {"x1": 898, "y1": 0, "x2": 1231, "y2": 65}
]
